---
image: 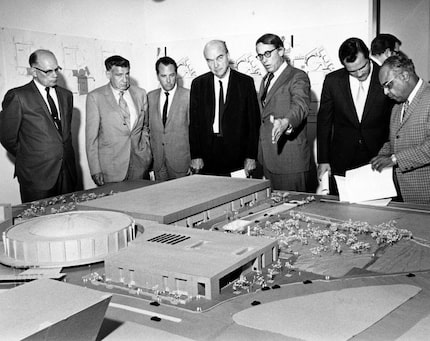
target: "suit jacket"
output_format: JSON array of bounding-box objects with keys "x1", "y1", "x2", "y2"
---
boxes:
[
  {"x1": 378, "y1": 81, "x2": 430, "y2": 204},
  {"x1": 85, "y1": 84, "x2": 152, "y2": 183},
  {"x1": 0, "y1": 80, "x2": 77, "y2": 190},
  {"x1": 189, "y1": 69, "x2": 260, "y2": 172},
  {"x1": 258, "y1": 64, "x2": 311, "y2": 174},
  {"x1": 317, "y1": 62, "x2": 393, "y2": 174},
  {"x1": 148, "y1": 86, "x2": 191, "y2": 177}
]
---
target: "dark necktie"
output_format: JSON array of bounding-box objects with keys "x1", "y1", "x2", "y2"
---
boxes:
[
  {"x1": 162, "y1": 91, "x2": 169, "y2": 126},
  {"x1": 119, "y1": 90, "x2": 131, "y2": 128},
  {"x1": 218, "y1": 80, "x2": 225, "y2": 135},
  {"x1": 45, "y1": 87, "x2": 62, "y2": 134},
  {"x1": 401, "y1": 100, "x2": 409, "y2": 123},
  {"x1": 261, "y1": 72, "x2": 274, "y2": 106}
]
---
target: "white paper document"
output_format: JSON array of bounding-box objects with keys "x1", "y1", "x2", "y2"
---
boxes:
[
  {"x1": 231, "y1": 169, "x2": 247, "y2": 178},
  {"x1": 334, "y1": 164, "x2": 397, "y2": 203}
]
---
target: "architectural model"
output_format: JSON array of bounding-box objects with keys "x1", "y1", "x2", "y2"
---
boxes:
[
  {"x1": 78, "y1": 175, "x2": 271, "y2": 227},
  {"x1": 104, "y1": 222, "x2": 279, "y2": 300},
  {"x1": 1, "y1": 210, "x2": 136, "y2": 268}
]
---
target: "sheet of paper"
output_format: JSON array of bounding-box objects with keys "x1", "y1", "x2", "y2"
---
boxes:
[
  {"x1": 357, "y1": 198, "x2": 392, "y2": 206},
  {"x1": 231, "y1": 169, "x2": 247, "y2": 178},
  {"x1": 335, "y1": 164, "x2": 397, "y2": 203}
]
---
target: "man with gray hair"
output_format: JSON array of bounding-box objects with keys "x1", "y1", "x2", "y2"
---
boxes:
[
  {"x1": 189, "y1": 40, "x2": 260, "y2": 176},
  {"x1": 371, "y1": 55, "x2": 430, "y2": 204}
]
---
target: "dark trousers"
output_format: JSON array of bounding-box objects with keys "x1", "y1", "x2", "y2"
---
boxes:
[
  {"x1": 201, "y1": 135, "x2": 234, "y2": 177},
  {"x1": 20, "y1": 164, "x2": 76, "y2": 203}
]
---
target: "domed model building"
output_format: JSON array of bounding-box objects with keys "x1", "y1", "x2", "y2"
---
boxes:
[{"x1": 1, "y1": 210, "x2": 136, "y2": 268}]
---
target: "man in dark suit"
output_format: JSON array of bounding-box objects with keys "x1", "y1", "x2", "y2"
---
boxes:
[
  {"x1": 317, "y1": 37, "x2": 393, "y2": 194},
  {"x1": 189, "y1": 40, "x2": 260, "y2": 176},
  {"x1": 0, "y1": 49, "x2": 78, "y2": 203},
  {"x1": 148, "y1": 56, "x2": 191, "y2": 181},
  {"x1": 256, "y1": 33, "x2": 311, "y2": 191},
  {"x1": 371, "y1": 55, "x2": 430, "y2": 204}
]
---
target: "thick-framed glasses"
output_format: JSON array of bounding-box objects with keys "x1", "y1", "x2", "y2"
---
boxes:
[
  {"x1": 381, "y1": 74, "x2": 399, "y2": 90},
  {"x1": 33, "y1": 66, "x2": 62, "y2": 76},
  {"x1": 256, "y1": 48, "x2": 278, "y2": 61}
]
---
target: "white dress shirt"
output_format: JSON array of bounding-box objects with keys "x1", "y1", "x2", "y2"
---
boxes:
[{"x1": 213, "y1": 68, "x2": 230, "y2": 133}]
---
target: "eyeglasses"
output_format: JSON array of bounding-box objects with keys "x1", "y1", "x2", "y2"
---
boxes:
[
  {"x1": 256, "y1": 48, "x2": 278, "y2": 61},
  {"x1": 33, "y1": 66, "x2": 62, "y2": 76},
  {"x1": 381, "y1": 74, "x2": 399, "y2": 90}
]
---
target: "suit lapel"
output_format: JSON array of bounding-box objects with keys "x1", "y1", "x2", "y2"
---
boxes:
[
  {"x1": 206, "y1": 73, "x2": 216, "y2": 123},
  {"x1": 103, "y1": 85, "x2": 127, "y2": 127},
  {"x1": 167, "y1": 88, "x2": 181, "y2": 126},
  {"x1": 361, "y1": 63, "x2": 380, "y2": 122},
  {"x1": 128, "y1": 86, "x2": 142, "y2": 130},
  {"x1": 55, "y1": 87, "x2": 66, "y2": 138},
  {"x1": 264, "y1": 66, "x2": 291, "y2": 106},
  {"x1": 400, "y1": 81, "x2": 428, "y2": 128},
  {"x1": 339, "y1": 71, "x2": 360, "y2": 126},
  {"x1": 224, "y1": 70, "x2": 236, "y2": 111}
]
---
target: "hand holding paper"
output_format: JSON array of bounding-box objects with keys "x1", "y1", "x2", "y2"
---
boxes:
[{"x1": 335, "y1": 164, "x2": 397, "y2": 203}]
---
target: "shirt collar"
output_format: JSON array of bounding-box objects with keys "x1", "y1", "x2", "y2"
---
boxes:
[
  {"x1": 34, "y1": 79, "x2": 53, "y2": 94},
  {"x1": 272, "y1": 61, "x2": 287, "y2": 78},
  {"x1": 408, "y1": 78, "x2": 423, "y2": 104}
]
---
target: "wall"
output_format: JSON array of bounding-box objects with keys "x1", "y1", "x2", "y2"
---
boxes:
[
  {"x1": 0, "y1": 0, "x2": 373, "y2": 204},
  {"x1": 380, "y1": 0, "x2": 430, "y2": 81}
]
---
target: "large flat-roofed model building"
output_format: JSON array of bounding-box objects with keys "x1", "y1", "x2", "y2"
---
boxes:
[
  {"x1": 78, "y1": 175, "x2": 271, "y2": 227},
  {"x1": 104, "y1": 222, "x2": 278, "y2": 300}
]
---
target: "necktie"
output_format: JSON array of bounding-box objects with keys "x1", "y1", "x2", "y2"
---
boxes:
[
  {"x1": 45, "y1": 87, "x2": 62, "y2": 134},
  {"x1": 355, "y1": 81, "x2": 365, "y2": 122},
  {"x1": 218, "y1": 80, "x2": 225, "y2": 135},
  {"x1": 162, "y1": 91, "x2": 169, "y2": 126},
  {"x1": 401, "y1": 100, "x2": 409, "y2": 123},
  {"x1": 261, "y1": 72, "x2": 274, "y2": 106},
  {"x1": 119, "y1": 90, "x2": 130, "y2": 128}
]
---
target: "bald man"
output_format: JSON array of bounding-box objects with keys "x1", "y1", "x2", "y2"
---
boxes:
[
  {"x1": 0, "y1": 49, "x2": 78, "y2": 202},
  {"x1": 189, "y1": 40, "x2": 260, "y2": 176}
]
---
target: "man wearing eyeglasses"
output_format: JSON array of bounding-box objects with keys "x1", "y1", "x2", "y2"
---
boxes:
[
  {"x1": 189, "y1": 40, "x2": 260, "y2": 176},
  {"x1": 0, "y1": 49, "x2": 78, "y2": 203},
  {"x1": 256, "y1": 33, "x2": 311, "y2": 191},
  {"x1": 371, "y1": 55, "x2": 430, "y2": 204},
  {"x1": 317, "y1": 37, "x2": 393, "y2": 195}
]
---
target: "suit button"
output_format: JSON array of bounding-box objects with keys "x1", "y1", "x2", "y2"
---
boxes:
[{"x1": 396, "y1": 135, "x2": 400, "y2": 139}]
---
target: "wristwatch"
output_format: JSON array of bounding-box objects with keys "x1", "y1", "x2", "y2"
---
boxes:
[{"x1": 390, "y1": 154, "x2": 398, "y2": 165}]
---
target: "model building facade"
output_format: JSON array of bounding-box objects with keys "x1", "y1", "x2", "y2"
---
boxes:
[{"x1": 104, "y1": 223, "x2": 278, "y2": 300}]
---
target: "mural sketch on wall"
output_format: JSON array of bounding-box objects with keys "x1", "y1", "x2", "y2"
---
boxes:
[
  {"x1": 235, "y1": 53, "x2": 262, "y2": 77},
  {"x1": 177, "y1": 56, "x2": 197, "y2": 88},
  {"x1": 63, "y1": 46, "x2": 94, "y2": 95}
]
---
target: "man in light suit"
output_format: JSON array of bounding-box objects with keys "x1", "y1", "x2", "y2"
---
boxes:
[
  {"x1": 256, "y1": 33, "x2": 311, "y2": 191},
  {"x1": 86, "y1": 55, "x2": 152, "y2": 186},
  {"x1": 0, "y1": 49, "x2": 78, "y2": 203},
  {"x1": 317, "y1": 37, "x2": 393, "y2": 194},
  {"x1": 189, "y1": 40, "x2": 260, "y2": 176},
  {"x1": 371, "y1": 55, "x2": 430, "y2": 204},
  {"x1": 148, "y1": 56, "x2": 190, "y2": 181}
]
